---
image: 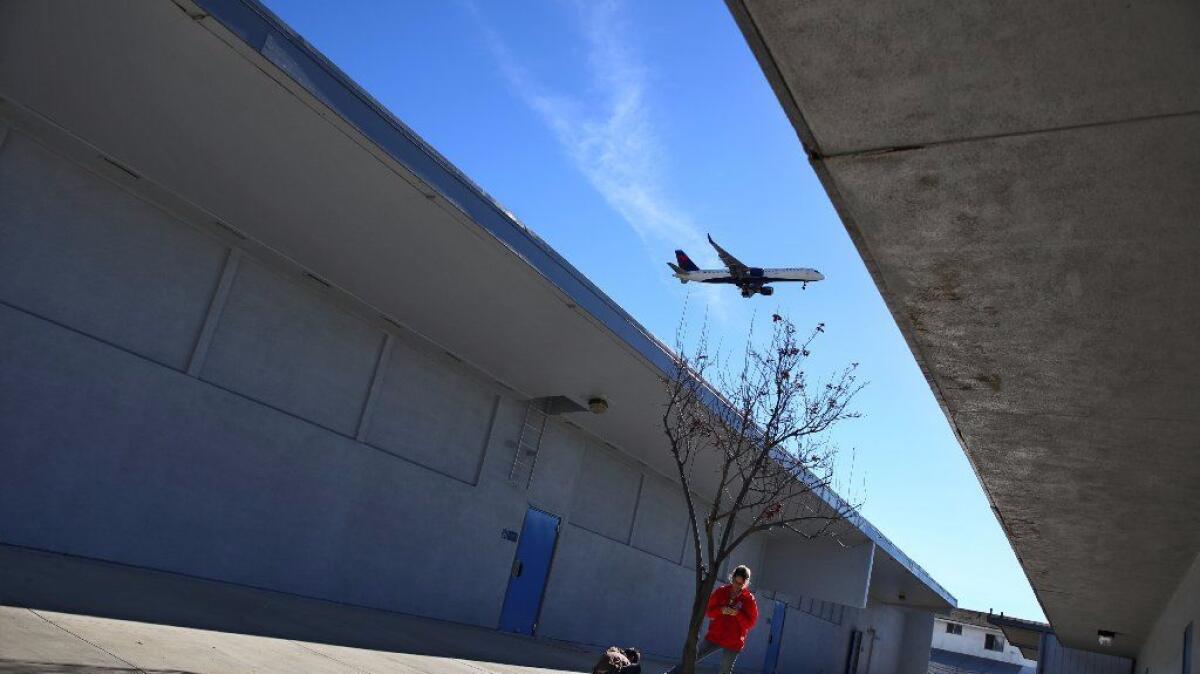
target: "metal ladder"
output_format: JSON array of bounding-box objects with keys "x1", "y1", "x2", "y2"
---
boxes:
[{"x1": 508, "y1": 399, "x2": 549, "y2": 489}]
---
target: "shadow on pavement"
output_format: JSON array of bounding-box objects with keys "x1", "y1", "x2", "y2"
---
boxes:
[{"x1": 0, "y1": 545, "x2": 614, "y2": 673}]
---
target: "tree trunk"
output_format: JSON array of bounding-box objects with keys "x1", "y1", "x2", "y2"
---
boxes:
[{"x1": 677, "y1": 575, "x2": 718, "y2": 674}]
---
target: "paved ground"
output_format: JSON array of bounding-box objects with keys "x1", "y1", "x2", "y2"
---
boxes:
[{"x1": 0, "y1": 545, "x2": 681, "y2": 674}]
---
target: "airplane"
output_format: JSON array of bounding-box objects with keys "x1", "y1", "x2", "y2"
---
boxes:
[{"x1": 667, "y1": 234, "x2": 824, "y2": 298}]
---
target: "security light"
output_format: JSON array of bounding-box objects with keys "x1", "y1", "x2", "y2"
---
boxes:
[
  {"x1": 588, "y1": 397, "x2": 609, "y2": 414},
  {"x1": 1097, "y1": 630, "x2": 1116, "y2": 647}
]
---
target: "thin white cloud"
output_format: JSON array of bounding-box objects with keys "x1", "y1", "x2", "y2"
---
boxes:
[{"x1": 471, "y1": 0, "x2": 729, "y2": 315}]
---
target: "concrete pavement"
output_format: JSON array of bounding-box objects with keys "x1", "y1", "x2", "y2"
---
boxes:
[{"x1": 0, "y1": 545, "x2": 685, "y2": 674}]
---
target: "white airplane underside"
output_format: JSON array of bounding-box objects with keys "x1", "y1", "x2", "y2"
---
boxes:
[{"x1": 667, "y1": 235, "x2": 824, "y2": 298}]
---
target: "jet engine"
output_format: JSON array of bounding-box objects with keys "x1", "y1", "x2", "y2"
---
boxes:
[{"x1": 760, "y1": 286, "x2": 775, "y2": 296}]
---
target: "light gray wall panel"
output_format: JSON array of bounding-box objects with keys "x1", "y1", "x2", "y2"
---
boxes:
[
  {"x1": 202, "y1": 260, "x2": 383, "y2": 435},
  {"x1": 538, "y1": 523, "x2": 694, "y2": 658},
  {"x1": 681, "y1": 498, "x2": 720, "y2": 571},
  {"x1": 762, "y1": 535, "x2": 873, "y2": 608},
  {"x1": 0, "y1": 131, "x2": 226, "y2": 369},
  {"x1": 1042, "y1": 634, "x2": 1134, "y2": 674},
  {"x1": 897, "y1": 610, "x2": 935, "y2": 674},
  {"x1": 568, "y1": 442, "x2": 641, "y2": 543},
  {"x1": 0, "y1": 303, "x2": 523, "y2": 627},
  {"x1": 859, "y1": 602, "x2": 907, "y2": 674},
  {"x1": 777, "y1": 606, "x2": 850, "y2": 674},
  {"x1": 364, "y1": 337, "x2": 496, "y2": 483},
  {"x1": 734, "y1": 536, "x2": 767, "y2": 584},
  {"x1": 480, "y1": 397, "x2": 534, "y2": 484},
  {"x1": 526, "y1": 419, "x2": 586, "y2": 517},
  {"x1": 631, "y1": 473, "x2": 688, "y2": 561}
]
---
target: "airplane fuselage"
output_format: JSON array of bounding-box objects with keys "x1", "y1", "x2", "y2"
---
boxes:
[
  {"x1": 672, "y1": 267, "x2": 824, "y2": 285},
  {"x1": 669, "y1": 236, "x2": 824, "y2": 297}
]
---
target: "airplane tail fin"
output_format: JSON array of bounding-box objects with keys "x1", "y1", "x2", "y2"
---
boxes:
[
  {"x1": 667, "y1": 262, "x2": 683, "y2": 273},
  {"x1": 674, "y1": 249, "x2": 700, "y2": 272}
]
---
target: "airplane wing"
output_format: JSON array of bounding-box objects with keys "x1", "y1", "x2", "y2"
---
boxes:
[{"x1": 707, "y1": 234, "x2": 749, "y2": 277}]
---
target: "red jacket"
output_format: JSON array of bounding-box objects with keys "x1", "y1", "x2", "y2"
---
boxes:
[{"x1": 704, "y1": 584, "x2": 759, "y2": 651}]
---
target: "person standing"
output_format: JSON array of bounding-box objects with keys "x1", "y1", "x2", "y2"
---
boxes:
[{"x1": 667, "y1": 565, "x2": 759, "y2": 674}]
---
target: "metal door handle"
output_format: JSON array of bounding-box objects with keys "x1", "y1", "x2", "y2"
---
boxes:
[{"x1": 512, "y1": 560, "x2": 523, "y2": 577}]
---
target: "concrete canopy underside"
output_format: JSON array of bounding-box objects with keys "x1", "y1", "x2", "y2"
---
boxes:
[
  {"x1": 0, "y1": 0, "x2": 952, "y2": 609},
  {"x1": 727, "y1": 0, "x2": 1200, "y2": 656}
]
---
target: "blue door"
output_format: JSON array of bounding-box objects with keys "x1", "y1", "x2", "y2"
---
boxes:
[
  {"x1": 762, "y1": 600, "x2": 787, "y2": 673},
  {"x1": 498, "y1": 507, "x2": 560, "y2": 635}
]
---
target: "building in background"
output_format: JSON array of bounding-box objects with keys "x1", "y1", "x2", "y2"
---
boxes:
[
  {"x1": 929, "y1": 609, "x2": 1037, "y2": 674},
  {"x1": 0, "y1": 1, "x2": 952, "y2": 673}
]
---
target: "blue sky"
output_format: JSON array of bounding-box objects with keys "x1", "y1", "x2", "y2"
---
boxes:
[{"x1": 262, "y1": 0, "x2": 1044, "y2": 621}]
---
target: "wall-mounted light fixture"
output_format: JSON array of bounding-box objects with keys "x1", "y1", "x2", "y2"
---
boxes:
[
  {"x1": 1097, "y1": 630, "x2": 1116, "y2": 647},
  {"x1": 588, "y1": 397, "x2": 609, "y2": 414}
]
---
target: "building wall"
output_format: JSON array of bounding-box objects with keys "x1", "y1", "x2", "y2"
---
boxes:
[
  {"x1": 730, "y1": 597, "x2": 931, "y2": 674},
  {"x1": 898, "y1": 610, "x2": 936, "y2": 674},
  {"x1": 0, "y1": 123, "x2": 687, "y2": 632},
  {"x1": 760, "y1": 536, "x2": 873, "y2": 608},
  {"x1": 861, "y1": 601, "x2": 909, "y2": 674},
  {"x1": 770, "y1": 600, "x2": 848, "y2": 674},
  {"x1": 0, "y1": 119, "x2": 934, "y2": 672},
  {"x1": 934, "y1": 618, "x2": 1035, "y2": 665},
  {"x1": 1040, "y1": 634, "x2": 1133, "y2": 674},
  {"x1": 1136, "y1": 551, "x2": 1200, "y2": 674}
]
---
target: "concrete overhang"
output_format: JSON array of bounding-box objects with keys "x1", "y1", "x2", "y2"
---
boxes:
[
  {"x1": 0, "y1": 0, "x2": 951, "y2": 610},
  {"x1": 726, "y1": 0, "x2": 1200, "y2": 656}
]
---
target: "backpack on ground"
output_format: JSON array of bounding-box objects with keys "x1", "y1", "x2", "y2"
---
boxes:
[{"x1": 591, "y1": 646, "x2": 642, "y2": 673}]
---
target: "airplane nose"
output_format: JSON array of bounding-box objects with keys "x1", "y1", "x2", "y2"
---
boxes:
[{"x1": 814, "y1": 270, "x2": 825, "y2": 281}]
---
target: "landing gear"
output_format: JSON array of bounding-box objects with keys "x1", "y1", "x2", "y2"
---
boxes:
[{"x1": 802, "y1": 282, "x2": 808, "y2": 290}]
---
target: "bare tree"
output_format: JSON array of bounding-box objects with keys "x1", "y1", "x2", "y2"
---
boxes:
[{"x1": 662, "y1": 312, "x2": 863, "y2": 674}]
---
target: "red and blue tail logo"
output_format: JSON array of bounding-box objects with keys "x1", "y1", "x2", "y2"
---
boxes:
[{"x1": 674, "y1": 249, "x2": 699, "y2": 272}]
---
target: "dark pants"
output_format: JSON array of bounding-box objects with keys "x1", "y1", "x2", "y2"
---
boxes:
[{"x1": 666, "y1": 638, "x2": 739, "y2": 674}]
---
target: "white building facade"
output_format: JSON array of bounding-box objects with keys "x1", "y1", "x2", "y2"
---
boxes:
[{"x1": 931, "y1": 610, "x2": 1037, "y2": 674}]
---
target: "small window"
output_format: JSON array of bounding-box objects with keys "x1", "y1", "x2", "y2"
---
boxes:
[
  {"x1": 945, "y1": 623, "x2": 963, "y2": 635},
  {"x1": 985, "y1": 634, "x2": 1005, "y2": 652}
]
